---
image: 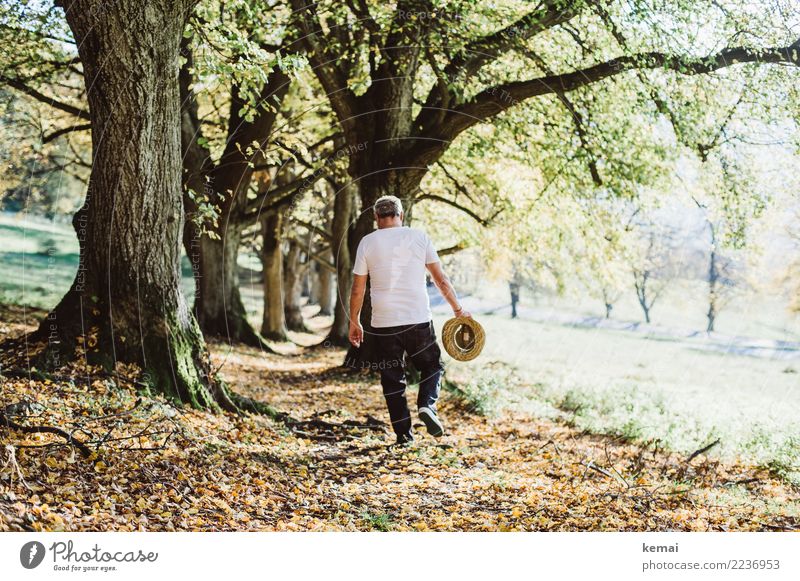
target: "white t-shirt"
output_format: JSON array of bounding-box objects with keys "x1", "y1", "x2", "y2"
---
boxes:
[{"x1": 352, "y1": 226, "x2": 440, "y2": 328}]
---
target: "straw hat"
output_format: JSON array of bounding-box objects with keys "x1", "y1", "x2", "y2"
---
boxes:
[{"x1": 441, "y1": 317, "x2": 485, "y2": 361}]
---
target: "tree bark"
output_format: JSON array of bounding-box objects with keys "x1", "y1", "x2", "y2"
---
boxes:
[
  {"x1": 327, "y1": 180, "x2": 356, "y2": 346},
  {"x1": 38, "y1": 0, "x2": 234, "y2": 409},
  {"x1": 284, "y1": 239, "x2": 309, "y2": 333},
  {"x1": 316, "y1": 255, "x2": 334, "y2": 316},
  {"x1": 260, "y1": 209, "x2": 288, "y2": 341}
]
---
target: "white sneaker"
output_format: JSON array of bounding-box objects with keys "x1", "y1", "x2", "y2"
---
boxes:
[{"x1": 418, "y1": 407, "x2": 444, "y2": 437}]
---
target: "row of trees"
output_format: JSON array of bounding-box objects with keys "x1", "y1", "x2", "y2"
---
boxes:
[
  {"x1": 489, "y1": 195, "x2": 744, "y2": 332},
  {"x1": 1, "y1": 0, "x2": 799, "y2": 410}
]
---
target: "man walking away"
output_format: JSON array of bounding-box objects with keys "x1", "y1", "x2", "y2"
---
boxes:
[{"x1": 348, "y1": 195, "x2": 471, "y2": 445}]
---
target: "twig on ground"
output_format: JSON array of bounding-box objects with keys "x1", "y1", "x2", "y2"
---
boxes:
[
  {"x1": 604, "y1": 442, "x2": 630, "y2": 488},
  {"x1": 687, "y1": 439, "x2": 721, "y2": 463},
  {"x1": 583, "y1": 461, "x2": 614, "y2": 480},
  {"x1": 538, "y1": 439, "x2": 562, "y2": 458},
  {"x1": 0, "y1": 410, "x2": 92, "y2": 457}
]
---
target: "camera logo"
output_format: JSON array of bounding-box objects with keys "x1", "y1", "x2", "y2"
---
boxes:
[{"x1": 20, "y1": 541, "x2": 46, "y2": 569}]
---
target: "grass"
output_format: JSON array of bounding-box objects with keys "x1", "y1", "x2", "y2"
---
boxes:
[
  {"x1": 360, "y1": 511, "x2": 394, "y2": 531},
  {"x1": 0, "y1": 214, "x2": 79, "y2": 308},
  {"x1": 439, "y1": 312, "x2": 800, "y2": 484},
  {"x1": 0, "y1": 212, "x2": 198, "y2": 308}
]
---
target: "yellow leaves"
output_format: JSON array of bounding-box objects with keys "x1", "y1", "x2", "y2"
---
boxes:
[
  {"x1": 3, "y1": 328, "x2": 798, "y2": 534},
  {"x1": 209, "y1": 497, "x2": 234, "y2": 515}
]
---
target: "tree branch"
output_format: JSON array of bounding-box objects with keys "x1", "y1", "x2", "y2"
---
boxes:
[
  {"x1": 420, "y1": 42, "x2": 800, "y2": 162},
  {"x1": 418, "y1": 192, "x2": 500, "y2": 226},
  {"x1": 1, "y1": 74, "x2": 90, "y2": 120},
  {"x1": 1, "y1": 409, "x2": 92, "y2": 458},
  {"x1": 41, "y1": 122, "x2": 92, "y2": 143},
  {"x1": 443, "y1": 0, "x2": 579, "y2": 81},
  {"x1": 416, "y1": 0, "x2": 581, "y2": 131},
  {"x1": 437, "y1": 242, "x2": 468, "y2": 257},
  {"x1": 294, "y1": 219, "x2": 333, "y2": 242},
  {"x1": 454, "y1": 43, "x2": 800, "y2": 134},
  {"x1": 289, "y1": 0, "x2": 361, "y2": 138},
  {"x1": 523, "y1": 48, "x2": 602, "y2": 186}
]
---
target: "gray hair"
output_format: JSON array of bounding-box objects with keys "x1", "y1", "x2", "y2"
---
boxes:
[{"x1": 374, "y1": 195, "x2": 403, "y2": 218}]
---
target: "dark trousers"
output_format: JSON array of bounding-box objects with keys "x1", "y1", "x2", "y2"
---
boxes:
[{"x1": 374, "y1": 321, "x2": 444, "y2": 436}]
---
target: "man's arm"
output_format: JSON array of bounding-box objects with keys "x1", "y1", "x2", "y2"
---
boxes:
[
  {"x1": 427, "y1": 262, "x2": 471, "y2": 318},
  {"x1": 348, "y1": 273, "x2": 368, "y2": 346}
]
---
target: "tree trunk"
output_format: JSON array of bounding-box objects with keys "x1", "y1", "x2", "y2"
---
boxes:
[
  {"x1": 260, "y1": 209, "x2": 288, "y2": 341},
  {"x1": 284, "y1": 240, "x2": 309, "y2": 333},
  {"x1": 634, "y1": 271, "x2": 652, "y2": 324},
  {"x1": 601, "y1": 287, "x2": 614, "y2": 319},
  {"x1": 308, "y1": 263, "x2": 321, "y2": 306},
  {"x1": 706, "y1": 224, "x2": 718, "y2": 333},
  {"x1": 194, "y1": 227, "x2": 263, "y2": 346},
  {"x1": 317, "y1": 254, "x2": 334, "y2": 316},
  {"x1": 509, "y1": 280, "x2": 520, "y2": 319},
  {"x1": 179, "y1": 58, "x2": 290, "y2": 347},
  {"x1": 178, "y1": 37, "x2": 211, "y2": 307},
  {"x1": 38, "y1": 0, "x2": 233, "y2": 410},
  {"x1": 342, "y1": 201, "x2": 379, "y2": 367},
  {"x1": 327, "y1": 180, "x2": 356, "y2": 346}
]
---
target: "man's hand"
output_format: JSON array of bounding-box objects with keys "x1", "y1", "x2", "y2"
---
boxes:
[
  {"x1": 349, "y1": 321, "x2": 364, "y2": 347},
  {"x1": 454, "y1": 306, "x2": 472, "y2": 319}
]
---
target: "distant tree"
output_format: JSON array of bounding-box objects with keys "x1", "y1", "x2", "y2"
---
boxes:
[
  {"x1": 693, "y1": 199, "x2": 740, "y2": 332},
  {"x1": 630, "y1": 227, "x2": 675, "y2": 324},
  {"x1": 509, "y1": 275, "x2": 521, "y2": 319}
]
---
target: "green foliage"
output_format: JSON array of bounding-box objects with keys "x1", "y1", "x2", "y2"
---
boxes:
[
  {"x1": 447, "y1": 363, "x2": 519, "y2": 417},
  {"x1": 360, "y1": 511, "x2": 393, "y2": 531}
]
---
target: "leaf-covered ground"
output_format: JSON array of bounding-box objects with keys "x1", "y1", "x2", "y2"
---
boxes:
[{"x1": 1, "y1": 304, "x2": 798, "y2": 531}]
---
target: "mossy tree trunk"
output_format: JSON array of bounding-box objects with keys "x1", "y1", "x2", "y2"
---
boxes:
[{"x1": 42, "y1": 0, "x2": 235, "y2": 410}]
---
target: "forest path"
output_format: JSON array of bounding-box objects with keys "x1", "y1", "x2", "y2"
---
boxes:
[
  {"x1": 1, "y1": 304, "x2": 798, "y2": 531},
  {"x1": 215, "y1": 338, "x2": 800, "y2": 532}
]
